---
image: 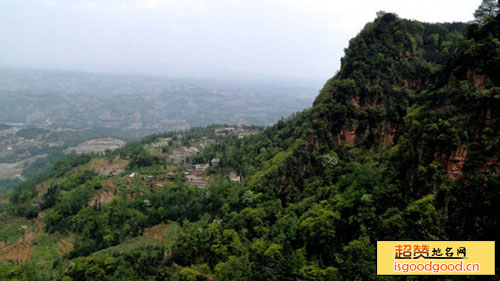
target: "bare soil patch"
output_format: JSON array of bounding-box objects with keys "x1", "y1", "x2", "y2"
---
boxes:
[
  {"x1": 143, "y1": 224, "x2": 170, "y2": 241},
  {"x1": 0, "y1": 218, "x2": 43, "y2": 263}
]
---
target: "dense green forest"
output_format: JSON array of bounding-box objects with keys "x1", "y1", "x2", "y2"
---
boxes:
[{"x1": 1, "y1": 2, "x2": 499, "y2": 280}]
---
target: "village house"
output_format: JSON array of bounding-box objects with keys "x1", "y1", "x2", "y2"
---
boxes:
[
  {"x1": 229, "y1": 171, "x2": 241, "y2": 183},
  {"x1": 150, "y1": 137, "x2": 172, "y2": 148},
  {"x1": 183, "y1": 163, "x2": 196, "y2": 172},
  {"x1": 189, "y1": 147, "x2": 200, "y2": 154},
  {"x1": 210, "y1": 158, "x2": 220, "y2": 166},
  {"x1": 215, "y1": 127, "x2": 235, "y2": 136},
  {"x1": 186, "y1": 174, "x2": 209, "y2": 188}
]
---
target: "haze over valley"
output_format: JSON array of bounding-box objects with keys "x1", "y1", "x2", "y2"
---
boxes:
[{"x1": 0, "y1": 68, "x2": 317, "y2": 183}]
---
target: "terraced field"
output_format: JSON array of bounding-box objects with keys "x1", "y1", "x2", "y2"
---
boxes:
[{"x1": 0, "y1": 216, "x2": 43, "y2": 263}]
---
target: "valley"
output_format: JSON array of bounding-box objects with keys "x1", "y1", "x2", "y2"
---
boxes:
[{"x1": 0, "y1": 70, "x2": 315, "y2": 193}]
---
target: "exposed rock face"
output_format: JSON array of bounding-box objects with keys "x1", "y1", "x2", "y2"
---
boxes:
[
  {"x1": 482, "y1": 156, "x2": 500, "y2": 174},
  {"x1": 386, "y1": 128, "x2": 396, "y2": 143},
  {"x1": 466, "y1": 70, "x2": 486, "y2": 89},
  {"x1": 351, "y1": 96, "x2": 361, "y2": 106},
  {"x1": 444, "y1": 145, "x2": 468, "y2": 180},
  {"x1": 337, "y1": 96, "x2": 399, "y2": 147},
  {"x1": 307, "y1": 128, "x2": 320, "y2": 152},
  {"x1": 485, "y1": 108, "x2": 492, "y2": 125},
  {"x1": 399, "y1": 50, "x2": 411, "y2": 58},
  {"x1": 339, "y1": 125, "x2": 357, "y2": 146},
  {"x1": 380, "y1": 121, "x2": 396, "y2": 144},
  {"x1": 403, "y1": 78, "x2": 423, "y2": 89}
]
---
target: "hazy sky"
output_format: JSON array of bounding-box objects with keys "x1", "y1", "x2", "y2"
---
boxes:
[{"x1": 0, "y1": 0, "x2": 482, "y2": 81}]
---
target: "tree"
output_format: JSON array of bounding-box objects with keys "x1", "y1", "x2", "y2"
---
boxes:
[
  {"x1": 300, "y1": 201, "x2": 340, "y2": 263},
  {"x1": 41, "y1": 184, "x2": 59, "y2": 209},
  {"x1": 474, "y1": 0, "x2": 499, "y2": 25},
  {"x1": 214, "y1": 255, "x2": 252, "y2": 281}
]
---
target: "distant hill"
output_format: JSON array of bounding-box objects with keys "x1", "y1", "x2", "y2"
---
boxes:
[
  {"x1": 0, "y1": 124, "x2": 12, "y2": 130},
  {"x1": 0, "y1": 69, "x2": 317, "y2": 133},
  {"x1": 0, "y1": 69, "x2": 316, "y2": 185}
]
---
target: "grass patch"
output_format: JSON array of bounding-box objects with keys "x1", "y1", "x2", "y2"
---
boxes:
[
  {"x1": 0, "y1": 216, "x2": 27, "y2": 245},
  {"x1": 162, "y1": 222, "x2": 180, "y2": 248},
  {"x1": 91, "y1": 236, "x2": 159, "y2": 257},
  {"x1": 29, "y1": 233, "x2": 69, "y2": 280},
  {"x1": 92, "y1": 221, "x2": 181, "y2": 257}
]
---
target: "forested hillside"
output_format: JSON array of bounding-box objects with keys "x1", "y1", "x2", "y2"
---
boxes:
[{"x1": 1, "y1": 2, "x2": 499, "y2": 280}]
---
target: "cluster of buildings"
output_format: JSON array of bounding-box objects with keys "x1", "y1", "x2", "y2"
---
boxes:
[
  {"x1": 167, "y1": 146, "x2": 201, "y2": 164},
  {"x1": 163, "y1": 141, "x2": 217, "y2": 188},
  {"x1": 149, "y1": 137, "x2": 172, "y2": 148},
  {"x1": 215, "y1": 127, "x2": 260, "y2": 139},
  {"x1": 183, "y1": 163, "x2": 210, "y2": 188},
  {"x1": 153, "y1": 130, "x2": 249, "y2": 188}
]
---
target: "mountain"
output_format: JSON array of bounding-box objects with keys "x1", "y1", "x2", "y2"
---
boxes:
[{"x1": 1, "y1": 5, "x2": 499, "y2": 281}]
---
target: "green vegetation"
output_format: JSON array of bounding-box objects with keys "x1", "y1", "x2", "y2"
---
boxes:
[
  {"x1": 0, "y1": 178, "x2": 23, "y2": 194},
  {"x1": 0, "y1": 217, "x2": 26, "y2": 246},
  {"x1": 1, "y1": 2, "x2": 499, "y2": 280}
]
